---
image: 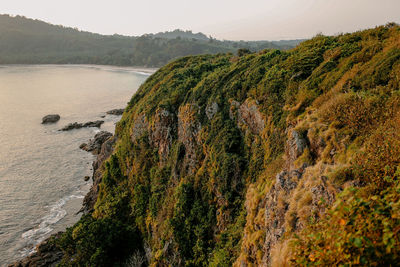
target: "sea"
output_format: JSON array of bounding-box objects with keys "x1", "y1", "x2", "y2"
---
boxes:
[{"x1": 0, "y1": 65, "x2": 152, "y2": 265}]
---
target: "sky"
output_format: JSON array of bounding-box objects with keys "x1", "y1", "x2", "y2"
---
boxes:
[{"x1": 2, "y1": 0, "x2": 400, "y2": 40}]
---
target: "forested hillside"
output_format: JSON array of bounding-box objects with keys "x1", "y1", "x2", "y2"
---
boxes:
[
  {"x1": 0, "y1": 15, "x2": 301, "y2": 67},
  {"x1": 14, "y1": 24, "x2": 400, "y2": 266}
]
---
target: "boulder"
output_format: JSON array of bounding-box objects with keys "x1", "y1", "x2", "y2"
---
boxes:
[
  {"x1": 80, "y1": 131, "x2": 113, "y2": 154},
  {"x1": 41, "y1": 114, "x2": 60, "y2": 124},
  {"x1": 106, "y1": 108, "x2": 124, "y2": 115},
  {"x1": 60, "y1": 120, "x2": 104, "y2": 131},
  {"x1": 83, "y1": 120, "x2": 104, "y2": 128}
]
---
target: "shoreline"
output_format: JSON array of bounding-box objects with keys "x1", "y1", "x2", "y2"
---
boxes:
[
  {"x1": 0, "y1": 64, "x2": 158, "y2": 75},
  {"x1": 9, "y1": 131, "x2": 116, "y2": 267},
  {"x1": 2, "y1": 65, "x2": 149, "y2": 266}
]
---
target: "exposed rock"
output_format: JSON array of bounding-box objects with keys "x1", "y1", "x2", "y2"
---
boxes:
[
  {"x1": 262, "y1": 161, "x2": 337, "y2": 265},
  {"x1": 82, "y1": 135, "x2": 117, "y2": 213},
  {"x1": 310, "y1": 176, "x2": 336, "y2": 210},
  {"x1": 150, "y1": 108, "x2": 176, "y2": 163},
  {"x1": 60, "y1": 120, "x2": 104, "y2": 131},
  {"x1": 131, "y1": 114, "x2": 148, "y2": 142},
  {"x1": 178, "y1": 104, "x2": 201, "y2": 174},
  {"x1": 61, "y1": 122, "x2": 81, "y2": 131},
  {"x1": 232, "y1": 99, "x2": 265, "y2": 135},
  {"x1": 84, "y1": 176, "x2": 90, "y2": 181},
  {"x1": 41, "y1": 114, "x2": 60, "y2": 124},
  {"x1": 9, "y1": 233, "x2": 63, "y2": 267},
  {"x1": 262, "y1": 166, "x2": 307, "y2": 266},
  {"x1": 205, "y1": 102, "x2": 219, "y2": 120},
  {"x1": 106, "y1": 108, "x2": 125, "y2": 115},
  {"x1": 259, "y1": 127, "x2": 328, "y2": 265},
  {"x1": 83, "y1": 121, "x2": 104, "y2": 128},
  {"x1": 286, "y1": 129, "x2": 308, "y2": 170},
  {"x1": 80, "y1": 131, "x2": 113, "y2": 154}
]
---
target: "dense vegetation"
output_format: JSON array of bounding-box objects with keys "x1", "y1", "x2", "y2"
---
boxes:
[
  {"x1": 0, "y1": 15, "x2": 301, "y2": 67},
  {"x1": 56, "y1": 24, "x2": 400, "y2": 266}
]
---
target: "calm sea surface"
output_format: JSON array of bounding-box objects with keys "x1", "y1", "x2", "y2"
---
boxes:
[{"x1": 0, "y1": 65, "x2": 151, "y2": 265}]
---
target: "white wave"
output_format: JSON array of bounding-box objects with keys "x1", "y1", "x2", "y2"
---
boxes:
[
  {"x1": 132, "y1": 71, "x2": 152, "y2": 76},
  {"x1": 19, "y1": 194, "x2": 84, "y2": 256},
  {"x1": 93, "y1": 128, "x2": 101, "y2": 134}
]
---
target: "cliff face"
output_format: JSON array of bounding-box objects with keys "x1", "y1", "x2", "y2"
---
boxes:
[{"x1": 43, "y1": 24, "x2": 400, "y2": 266}]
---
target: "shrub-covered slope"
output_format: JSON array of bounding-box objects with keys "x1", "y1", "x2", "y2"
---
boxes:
[{"x1": 57, "y1": 24, "x2": 400, "y2": 266}]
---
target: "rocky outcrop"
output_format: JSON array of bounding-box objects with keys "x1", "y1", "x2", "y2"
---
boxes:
[
  {"x1": 9, "y1": 233, "x2": 63, "y2": 267},
  {"x1": 80, "y1": 131, "x2": 113, "y2": 154},
  {"x1": 60, "y1": 120, "x2": 104, "y2": 131},
  {"x1": 150, "y1": 108, "x2": 176, "y2": 163},
  {"x1": 131, "y1": 114, "x2": 148, "y2": 142},
  {"x1": 239, "y1": 99, "x2": 265, "y2": 135},
  {"x1": 205, "y1": 102, "x2": 219, "y2": 120},
  {"x1": 259, "y1": 127, "x2": 336, "y2": 265},
  {"x1": 177, "y1": 104, "x2": 202, "y2": 174},
  {"x1": 286, "y1": 129, "x2": 308, "y2": 170},
  {"x1": 106, "y1": 108, "x2": 124, "y2": 115},
  {"x1": 230, "y1": 99, "x2": 265, "y2": 135},
  {"x1": 82, "y1": 135, "x2": 117, "y2": 213},
  {"x1": 41, "y1": 114, "x2": 60, "y2": 124},
  {"x1": 262, "y1": 164, "x2": 308, "y2": 265}
]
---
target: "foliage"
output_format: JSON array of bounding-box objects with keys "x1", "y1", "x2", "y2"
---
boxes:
[
  {"x1": 54, "y1": 24, "x2": 400, "y2": 266},
  {"x1": 57, "y1": 215, "x2": 142, "y2": 267},
  {"x1": 291, "y1": 113, "x2": 400, "y2": 266},
  {"x1": 292, "y1": 175, "x2": 400, "y2": 266},
  {"x1": 0, "y1": 15, "x2": 300, "y2": 67}
]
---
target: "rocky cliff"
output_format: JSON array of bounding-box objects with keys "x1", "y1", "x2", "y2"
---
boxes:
[{"x1": 13, "y1": 24, "x2": 400, "y2": 266}]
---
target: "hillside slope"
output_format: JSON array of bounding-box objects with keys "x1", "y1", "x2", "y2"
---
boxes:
[
  {"x1": 0, "y1": 15, "x2": 301, "y2": 67},
  {"x1": 18, "y1": 24, "x2": 400, "y2": 266}
]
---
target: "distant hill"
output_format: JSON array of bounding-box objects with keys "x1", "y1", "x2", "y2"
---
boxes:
[
  {"x1": 0, "y1": 15, "x2": 304, "y2": 67},
  {"x1": 146, "y1": 29, "x2": 210, "y2": 41}
]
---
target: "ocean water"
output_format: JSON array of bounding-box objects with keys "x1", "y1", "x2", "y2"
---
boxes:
[{"x1": 0, "y1": 65, "x2": 151, "y2": 265}]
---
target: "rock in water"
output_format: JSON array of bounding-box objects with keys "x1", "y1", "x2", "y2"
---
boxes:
[
  {"x1": 60, "y1": 120, "x2": 104, "y2": 131},
  {"x1": 41, "y1": 114, "x2": 60, "y2": 124},
  {"x1": 82, "y1": 120, "x2": 104, "y2": 128},
  {"x1": 60, "y1": 122, "x2": 82, "y2": 131},
  {"x1": 106, "y1": 108, "x2": 124, "y2": 115},
  {"x1": 80, "y1": 131, "x2": 113, "y2": 154}
]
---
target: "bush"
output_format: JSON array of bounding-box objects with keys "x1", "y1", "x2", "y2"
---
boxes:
[{"x1": 58, "y1": 215, "x2": 142, "y2": 267}]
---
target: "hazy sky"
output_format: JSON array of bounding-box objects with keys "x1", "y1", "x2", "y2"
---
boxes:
[{"x1": 2, "y1": 0, "x2": 400, "y2": 40}]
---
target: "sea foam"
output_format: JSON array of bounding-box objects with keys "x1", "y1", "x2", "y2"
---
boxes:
[{"x1": 19, "y1": 194, "x2": 84, "y2": 256}]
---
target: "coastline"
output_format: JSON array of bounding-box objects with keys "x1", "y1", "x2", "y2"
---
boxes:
[
  {"x1": 0, "y1": 64, "x2": 158, "y2": 75},
  {"x1": 9, "y1": 131, "x2": 117, "y2": 267},
  {"x1": 1, "y1": 65, "x2": 151, "y2": 266}
]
